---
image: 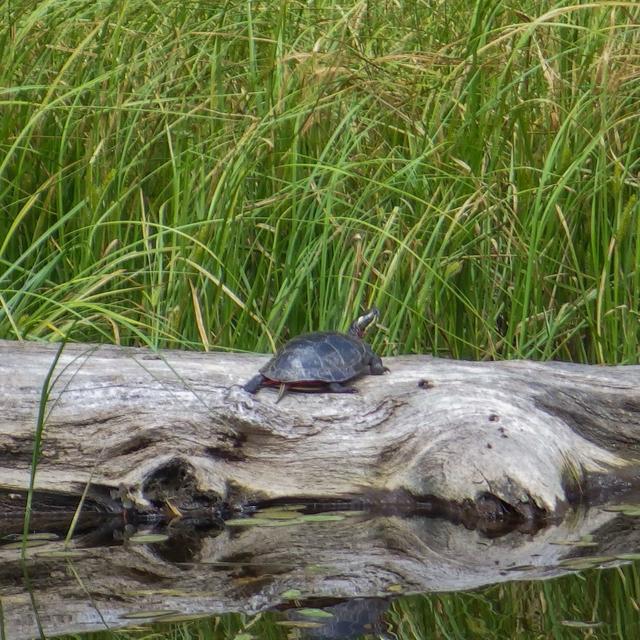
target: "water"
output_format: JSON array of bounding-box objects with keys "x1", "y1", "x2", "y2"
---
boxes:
[{"x1": 3, "y1": 504, "x2": 640, "y2": 639}]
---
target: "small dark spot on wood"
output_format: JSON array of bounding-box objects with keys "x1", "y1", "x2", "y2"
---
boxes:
[
  {"x1": 418, "y1": 379, "x2": 434, "y2": 389},
  {"x1": 205, "y1": 446, "x2": 246, "y2": 463},
  {"x1": 488, "y1": 414, "x2": 499, "y2": 422},
  {"x1": 486, "y1": 443, "x2": 492, "y2": 449}
]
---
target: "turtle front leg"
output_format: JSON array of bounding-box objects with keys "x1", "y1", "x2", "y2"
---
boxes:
[
  {"x1": 368, "y1": 358, "x2": 389, "y2": 375},
  {"x1": 243, "y1": 374, "x2": 266, "y2": 394}
]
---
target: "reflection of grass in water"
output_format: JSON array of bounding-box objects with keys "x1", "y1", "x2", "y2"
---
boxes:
[
  {"x1": 1, "y1": 1, "x2": 639, "y2": 364},
  {"x1": 390, "y1": 563, "x2": 640, "y2": 638},
  {"x1": 50, "y1": 562, "x2": 640, "y2": 639}
]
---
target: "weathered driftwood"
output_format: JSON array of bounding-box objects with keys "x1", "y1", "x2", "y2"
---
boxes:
[
  {"x1": 2, "y1": 505, "x2": 639, "y2": 640},
  {"x1": 1, "y1": 339, "x2": 640, "y2": 521}
]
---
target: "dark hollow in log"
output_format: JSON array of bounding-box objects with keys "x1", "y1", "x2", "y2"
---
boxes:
[{"x1": 1, "y1": 339, "x2": 640, "y2": 522}]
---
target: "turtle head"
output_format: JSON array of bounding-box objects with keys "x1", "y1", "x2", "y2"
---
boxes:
[{"x1": 348, "y1": 307, "x2": 380, "y2": 338}]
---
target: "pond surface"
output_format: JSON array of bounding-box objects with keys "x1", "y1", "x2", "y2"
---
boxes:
[{"x1": 3, "y1": 503, "x2": 640, "y2": 639}]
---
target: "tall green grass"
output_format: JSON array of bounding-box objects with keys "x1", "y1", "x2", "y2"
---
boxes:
[{"x1": 1, "y1": 0, "x2": 639, "y2": 362}]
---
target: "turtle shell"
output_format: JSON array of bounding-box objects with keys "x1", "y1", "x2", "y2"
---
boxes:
[{"x1": 260, "y1": 331, "x2": 376, "y2": 384}]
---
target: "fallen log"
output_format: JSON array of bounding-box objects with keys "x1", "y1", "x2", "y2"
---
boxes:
[{"x1": 1, "y1": 339, "x2": 639, "y2": 521}]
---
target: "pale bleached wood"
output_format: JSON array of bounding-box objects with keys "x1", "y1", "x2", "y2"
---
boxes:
[{"x1": 1, "y1": 339, "x2": 639, "y2": 518}]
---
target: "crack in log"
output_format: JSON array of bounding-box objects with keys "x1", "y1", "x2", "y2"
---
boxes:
[
  {"x1": 204, "y1": 446, "x2": 247, "y2": 463},
  {"x1": 54, "y1": 414, "x2": 127, "y2": 428},
  {"x1": 105, "y1": 435, "x2": 155, "y2": 458},
  {"x1": 534, "y1": 388, "x2": 640, "y2": 455},
  {"x1": 0, "y1": 436, "x2": 36, "y2": 463}
]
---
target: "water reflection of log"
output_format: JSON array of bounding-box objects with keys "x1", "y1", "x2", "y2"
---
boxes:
[
  {"x1": 1, "y1": 507, "x2": 639, "y2": 639},
  {"x1": 1, "y1": 339, "x2": 640, "y2": 525}
]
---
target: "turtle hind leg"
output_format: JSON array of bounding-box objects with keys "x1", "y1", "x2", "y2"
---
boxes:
[
  {"x1": 243, "y1": 374, "x2": 265, "y2": 394},
  {"x1": 328, "y1": 382, "x2": 357, "y2": 393},
  {"x1": 275, "y1": 383, "x2": 289, "y2": 403}
]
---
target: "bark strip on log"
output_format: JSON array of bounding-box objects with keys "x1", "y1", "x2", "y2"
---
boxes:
[{"x1": 1, "y1": 339, "x2": 639, "y2": 519}]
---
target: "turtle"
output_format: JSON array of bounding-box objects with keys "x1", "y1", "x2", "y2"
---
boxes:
[{"x1": 243, "y1": 307, "x2": 388, "y2": 401}]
